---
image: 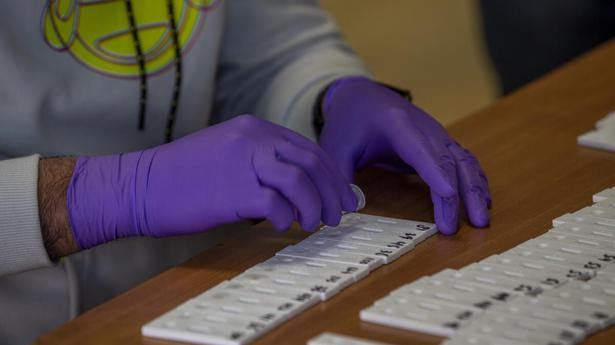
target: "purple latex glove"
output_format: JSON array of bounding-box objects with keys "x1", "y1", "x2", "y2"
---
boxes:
[
  {"x1": 319, "y1": 76, "x2": 491, "y2": 234},
  {"x1": 67, "y1": 115, "x2": 357, "y2": 249}
]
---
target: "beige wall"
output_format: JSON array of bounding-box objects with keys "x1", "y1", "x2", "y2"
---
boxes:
[{"x1": 320, "y1": 0, "x2": 498, "y2": 125}]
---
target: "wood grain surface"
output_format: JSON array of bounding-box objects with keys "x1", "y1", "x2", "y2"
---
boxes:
[{"x1": 36, "y1": 39, "x2": 615, "y2": 345}]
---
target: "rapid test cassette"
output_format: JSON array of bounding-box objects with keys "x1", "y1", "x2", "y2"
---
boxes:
[
  {"x1": 360, "y1": 186, "x2": 615, "y2": 345},
  {"x1": 142, "y1": 185, "x2": 438, "y2": 345}
]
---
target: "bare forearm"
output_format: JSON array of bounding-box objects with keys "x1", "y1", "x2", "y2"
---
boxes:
[{"x1": 38, "y1": 157, "x2": 78, "y2": 260}]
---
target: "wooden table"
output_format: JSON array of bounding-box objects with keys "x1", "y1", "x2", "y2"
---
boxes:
[{"x1": 37, "y1": 39, "x2": 615, "y2": 345}]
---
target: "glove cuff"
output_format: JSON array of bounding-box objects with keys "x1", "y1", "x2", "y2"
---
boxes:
[{"x1": 67, "y1": 150, "x2": 156, "y2": 249}]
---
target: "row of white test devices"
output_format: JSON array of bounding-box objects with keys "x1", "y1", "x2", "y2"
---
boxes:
[{"x1": 142, "y1": 187, "x2": 615, "y2": 345}]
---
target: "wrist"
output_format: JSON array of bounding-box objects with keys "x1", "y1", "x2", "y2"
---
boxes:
[
  {"x1": 313, "y1": 77, "x2": 372, "y2": 135},
  {"x1": 322, "y1": 76, "x2": 373, "y2": 114},
  {"x1": 313, "y1": 76, "x2": 412, "y2": 134},
  {"x1": 67, "y1": 149, "x2": 156, "y2": 249},
  {"x1": 325, "y1": 77, "x2": 412, "y2": 113},
  {"x1": 38, "y1": 157, "x2": 79, "y2": 260}
]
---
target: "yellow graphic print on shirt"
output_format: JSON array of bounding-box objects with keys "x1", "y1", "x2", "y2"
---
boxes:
[{"x1": 42, "y1": 0, "x2": 217, "y2": 78}]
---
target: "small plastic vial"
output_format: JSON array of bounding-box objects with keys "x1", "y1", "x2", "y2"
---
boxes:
[{"x1": 350, "y1": 184, "x2": 366, "y2": 211}]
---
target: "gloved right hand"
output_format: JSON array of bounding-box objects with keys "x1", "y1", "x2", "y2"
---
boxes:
[{"x1": 67, "y1": 115, "x2": 358, "y2": 249}]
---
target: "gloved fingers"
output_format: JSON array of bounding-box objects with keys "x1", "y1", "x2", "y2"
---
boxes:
[
  {"x1": 426, "y1": 138, "x2": 461, "y2": 234},
  {"x1": 259, "y1": 189, "x2": 296, "y2": 231},
  {"x1": 448, "y1": 144, "x2": 490, "y2": 227},
  {"x1": 431, "y1": 190, "x2": 460, "y2": 235},
  {"x1": 282, "y1": 129, "x2": 357, "y2": 212},
  {"x1": 477, "y1": 166, "x2": 491, "y2": 208},
  {"x1": 388, "y1": 108, "x2": 456, "y2": 198},
  {"x1": 235, "y1": 186, "x2": 295, "y2": 232},
  {"x1": 276, "y1": 142, "x2": 343, "y2": 227},
  {"x1": 253, "y1": 151, "x2": 323, "y2": 231}
]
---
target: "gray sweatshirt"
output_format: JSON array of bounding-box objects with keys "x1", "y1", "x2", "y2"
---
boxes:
[{"x1": 0, "y1": 1, "x2": 369, "y2": 343}]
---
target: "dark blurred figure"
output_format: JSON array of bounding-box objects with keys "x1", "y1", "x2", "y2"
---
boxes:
[{"x1": 480, "y1": 0, "x2": 615, "y2": 94}]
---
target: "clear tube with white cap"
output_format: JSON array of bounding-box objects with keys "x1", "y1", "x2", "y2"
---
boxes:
[{"x1": 350, "y1": 184, "x2": 366, "y2": 212}]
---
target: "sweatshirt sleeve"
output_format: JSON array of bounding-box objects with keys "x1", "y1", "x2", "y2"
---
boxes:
[
  {"x1": 0, "y1": 155, "x2": 52, "y2": 276},
  {"x1": 213, "y1": 0, "x2": 372, "y2": 141}
]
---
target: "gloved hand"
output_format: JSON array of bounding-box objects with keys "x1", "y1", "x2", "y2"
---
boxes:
[
  {"x1": 319, "y1": 76, "x2": 491, "y2": 234},
  {"x1": 68, "y1": 115, "x2": 357, "y2": 249}
]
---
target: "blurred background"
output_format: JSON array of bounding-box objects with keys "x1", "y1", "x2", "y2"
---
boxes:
[{"x1": 320, "y1": 0, "x2": 615, "y2": 125}]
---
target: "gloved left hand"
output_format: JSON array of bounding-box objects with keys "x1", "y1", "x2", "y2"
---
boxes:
[{"x1": 319, "y1": 76, "x2": 491, "y2": 234}]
